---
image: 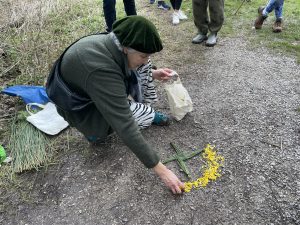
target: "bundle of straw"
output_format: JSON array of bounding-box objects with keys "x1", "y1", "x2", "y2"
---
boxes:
[{"x1": 8, "y1": 118, "x2": 53, "y2": 173}]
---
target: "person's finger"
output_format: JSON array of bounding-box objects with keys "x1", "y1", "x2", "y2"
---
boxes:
[
  {"x1": 159, "y1": 69, "x2": 172, "y2": 76},
  {"x1": 160, "y1": 71, "x2": 170, "y2": 77},
  {"x1": 174, "y1": 185, "x2": 182, "y2": 194},
  {"x1": 171, "y1": 187, "x2": 176, "y2": 194},
  {"x1": 162, "y1": 76, "x2": 171, "y2": 80},
  {"x1": 179, "y1": 181, "x2": 185, "y2": 188},
  {"x1": 163, "y1": 68, "x2": 173, "y2": 73}
]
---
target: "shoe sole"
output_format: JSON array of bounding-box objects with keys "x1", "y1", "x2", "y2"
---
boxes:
[
  {"x1": 178, "y1": 15, "x2": 188, "y2": 20},
  {"x1": 157, "y1": 6, "x2": 170, "y2": 10},
  {"x1": 192, "y1": 37, "x2": 208, "y2": 44},
  {"x1": 205, "y1": 39, "x2": 217, "y2": 47},
  {"x1": 205, "y1": 42, "x2": 217, "y2": 47}
]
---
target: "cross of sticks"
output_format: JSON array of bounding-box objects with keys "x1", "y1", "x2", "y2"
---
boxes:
[{"x1": 162, "y1": 142, "x2": 204, "y2": 179}]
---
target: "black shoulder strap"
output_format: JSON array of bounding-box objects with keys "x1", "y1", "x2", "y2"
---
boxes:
[{"x1": 46, "y1": 32, "x2": 109, "y2": 111}]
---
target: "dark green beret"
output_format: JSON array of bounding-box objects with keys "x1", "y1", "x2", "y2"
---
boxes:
[{"x1": 112, "y1": 16, "x2": 163, "y2": 54}]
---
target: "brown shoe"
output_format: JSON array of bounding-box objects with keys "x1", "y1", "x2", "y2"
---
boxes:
[
  {"x1": 254, "y1": 6, "x2": 267, "y2": 29},
  {"x1": 273, "y1": 19, "x2": 283, "y2": 33}
]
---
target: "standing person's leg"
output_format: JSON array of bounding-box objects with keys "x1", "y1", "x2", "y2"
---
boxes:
[
  {"x1": 273, "y1": 0, "x2": 284, "y2": 32},
  {"x1": 171, "y1": 0, "x2": 187, "y2": 25},
  {"x1": 157, "y1": 1, "x2": 171, "y2": 10},
  {"x1": 263, "y1": 0, "x2": 277, "y2": 16},
  {"x1": 208, "y1": 0, "x2": 224, "y2": 34},
  {"x1": 176, "y1": 0, "x2": 187, "y2": 20},
  {"x1": 274, "y1": 0, "x2": 284, "y2": 19},
  {"x1": 206, "y1": 0, "x2": 224, "y2": 46},
  {"x1": 192, "y1": 0, "x2": 209, "y2": 44},
  {"x1": 171, "y1": 0, "x2": 180, "y2": 25},
  {"x1": 254, "y1": 0, "x2": 276, "y2": 29},
  {"x1": 103, "y1": 0, "x2": 116, "y2": 32},
  {"x1": 170, "y1": 0, "x2": 175, "y2": 9},
  {"x1": 123, "y1": 0, "x2": 137, "y2": 16},
  {"x1": 174, "y1": 0, "x2": 183, "y2": 10}
]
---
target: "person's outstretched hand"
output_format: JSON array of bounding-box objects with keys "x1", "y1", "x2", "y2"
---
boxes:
[
  {"x1": 153, "y1": 162, "x2": 185, "y2": 194},
  {"x1": 152, "y1": 68, "x2": 174, "y2": 81}
]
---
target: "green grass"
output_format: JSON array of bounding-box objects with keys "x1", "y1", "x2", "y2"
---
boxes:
[
  {"x1": 0, "y1": 0, "x2": 105, "y2": 87},
  {"x1": 222, "y1": 0, "x2": 300, "y2": 62}
]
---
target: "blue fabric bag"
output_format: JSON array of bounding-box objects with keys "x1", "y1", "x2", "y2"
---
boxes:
[{"x1": 1, "y1": 85, "x2": 49, "y2": 104}]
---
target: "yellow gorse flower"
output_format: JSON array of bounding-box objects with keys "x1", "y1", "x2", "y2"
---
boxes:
[{"x1": 183, "y1": 144, "x2": 224, "y2": 193}]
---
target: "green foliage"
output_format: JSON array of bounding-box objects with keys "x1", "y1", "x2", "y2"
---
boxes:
[{"x1": 0, "y1": 0, "x2": 105, "y2": 87}]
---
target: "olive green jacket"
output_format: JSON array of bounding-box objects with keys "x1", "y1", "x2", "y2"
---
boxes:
[{"x1": 58, "y1": 33, "x2": 159, "y2": 168}]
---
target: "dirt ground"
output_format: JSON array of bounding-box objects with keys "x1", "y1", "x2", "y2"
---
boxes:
[{"x1": 1, "y1": 1, "x2": 300, "y2": 225}]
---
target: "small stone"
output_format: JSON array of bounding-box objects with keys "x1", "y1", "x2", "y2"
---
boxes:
[{"x1": 0, "y1": 48, "x2": 5, "y2": 56}]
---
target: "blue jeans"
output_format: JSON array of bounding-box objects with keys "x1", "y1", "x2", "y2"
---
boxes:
[
  {"x1": 263, "y1": 0, "x2": 284, "y2": 19},
  {"x1": 103, "y1": 0, "x2": 136, "y2": 32}
]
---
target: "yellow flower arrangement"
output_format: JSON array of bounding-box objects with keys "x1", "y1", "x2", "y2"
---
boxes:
[{"x1": 183, "y1": 144, "x2": 224, "y2": 193}]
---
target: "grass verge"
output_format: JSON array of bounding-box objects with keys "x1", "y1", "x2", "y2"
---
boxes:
[{"x1": 223, "y1": 0, "x2": 300, "y2": 62}]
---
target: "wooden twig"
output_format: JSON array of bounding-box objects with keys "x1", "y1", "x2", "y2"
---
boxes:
[
  {"x1": 259, "y1": 140, "x2": 281, "y2": 149},
  {"x1": 0, "y1": 114, "x2": 14, "y2": 119},
  {"x1": 0, "y1": 60, "x2": 21, "y2": 77},
  {"x1": 233, "y1": 0, "x2": 247, "y2": 16}
]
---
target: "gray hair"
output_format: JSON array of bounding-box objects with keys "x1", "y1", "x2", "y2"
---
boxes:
[{"x1": 110, "y1": 32, "x2": 137, "y2": 53}]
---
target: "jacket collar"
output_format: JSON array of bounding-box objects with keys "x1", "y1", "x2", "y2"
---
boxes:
[{"x1": 104, "y1": 33, "x2": 131, "y2": 79}]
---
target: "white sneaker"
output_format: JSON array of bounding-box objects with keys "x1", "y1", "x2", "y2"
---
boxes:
[
  {"x1": 178, "y1": 10, "x2": 188, "y2": 20},
  {"x1": 172, "y1": 12, "x2": 180, "y2": 25}
]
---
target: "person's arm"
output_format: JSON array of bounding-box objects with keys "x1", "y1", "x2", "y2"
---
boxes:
[
  {"x1": 87, "y1": 69, "x2": 184, "y2": 193},
  {"x1": 87, "y1": 68, "x2": 160, "y2": 168},
  {"x1": 153, "y1": 161, "x2": 185, "y2": 194}
]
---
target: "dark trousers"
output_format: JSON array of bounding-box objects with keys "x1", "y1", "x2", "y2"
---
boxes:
[
  {"x1": 170, "y1": 0, "x2": 183, "y2": 10},
  {"x1": 103, "y1": 0, "x2": 136, "y2": 32},
  {"x1": 193, "y1": 0, "x2": 224, "y2": 34}
]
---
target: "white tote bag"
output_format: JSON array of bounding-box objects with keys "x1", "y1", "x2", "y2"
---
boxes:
[
  {"x1": 164, "y1": 75, "x2": 193, "y2": 121},
  {"x1": 26, "y1": 102, "x2": 69, "y2": 135}
]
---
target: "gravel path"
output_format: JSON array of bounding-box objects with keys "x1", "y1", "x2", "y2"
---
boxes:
[{"x1": 2, "y1": 36, "x2": 299, "y2": 225}]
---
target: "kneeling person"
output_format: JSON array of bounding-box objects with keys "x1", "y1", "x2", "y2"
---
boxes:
[{"x1": 46, "y1": 16, "x2": 184, "y2": 194}]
